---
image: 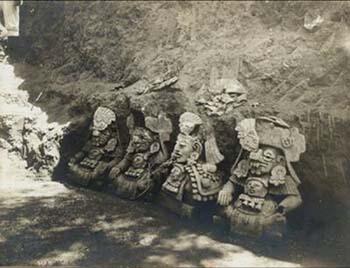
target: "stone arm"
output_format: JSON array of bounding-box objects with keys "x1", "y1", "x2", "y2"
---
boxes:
[
  {"x1": 69, "y1": 140, "x2": 92, "y2": 165},
  {"x1": 150, "y1": 159, "x2": 173, "y2": 184},
  {"x1": 277, "y1": 193, "x2": 302, "y2": 215},
  {"x1": 105, "y1": 151, "x2": 123, "y2": 168},
  {"x1": 115, "y1": 152, "x2": 133, "y2": 171},
  {"x1": 217, "y1": 178, "x2": 236, "y2": 206},
  {"x1": 262, "y1": 193, "x2": 302, "y2": 231},
  {"x1": 104, "y1": 144, "x2": 124, "y2": 166},
  {"x1": 152, "y1": 158, "x2": 173, "y2": 174},
  {"x1": 109, "y1": 152, "x2": 133, "y2": 179},
  {"x1": 70, "y1": 152, "x2": 85, "y2": 164}
]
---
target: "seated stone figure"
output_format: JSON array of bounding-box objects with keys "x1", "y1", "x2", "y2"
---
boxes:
[
  {"x1": 68, "y1": 107, "x2": 124, "y2": 188},
  {"x1": 217, "y1": 116, "x2": 306, "y2": 238},
  {"x1": 160, "y1": 112, "x2": 224, "y2": 218},
  {"x1": 108, "y1": 112, "x2": 172, "y2": 200}
]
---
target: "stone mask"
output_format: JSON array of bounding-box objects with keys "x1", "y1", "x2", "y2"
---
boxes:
[
  {"x1": 248, "y1": 146, "x2": 280, "y2": 175},
  {"x1": 91, "y1": 127, "x2": 112, "y2": 147},
  {"x1": 129, "y1": 127, "x2": 155, "y2": 153}
]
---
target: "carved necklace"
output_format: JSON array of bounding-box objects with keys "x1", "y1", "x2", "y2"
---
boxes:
[{"x1": 238, "y1": 194, "x2": 265, "y2": 211}]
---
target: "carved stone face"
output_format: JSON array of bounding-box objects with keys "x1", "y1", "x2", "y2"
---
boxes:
[
  {"x1": 91, "y1": 127, "x2": 112, "y2": 147},
  {"x1": 171, "y1": 136, "x2": 194, "y2": 163},
  {"x1": 130, "y1": 128, "x2": 154, "y2": 153},
  {"x1": 244, "y1": 179, "x2": 268, "y2": 198},
  {"x1": 172, "y1": 133, "x2": 203, "y2": 164},
  {"x1": 248, "y1": 146, "x2": 280, "y2": 175}
]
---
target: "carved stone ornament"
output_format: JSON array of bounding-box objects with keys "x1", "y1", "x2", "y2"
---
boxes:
[
  {"x1": 235, "y1": 118, "x2": 259, "y2": 152},
  {"x1": 232, "y1": 159, "x2": 250, "y2": 178},
  {"x1": 178, "y1": 112, "x2": 203, "y2": 135},
  {"x1": 93, "y1": 106, "x2": 116, "y2": 131},
  {"x1": 270, "y1": 165, "x2": 287, "y2": 186}
]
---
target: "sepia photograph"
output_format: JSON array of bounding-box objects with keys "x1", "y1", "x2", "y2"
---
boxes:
[{"x1": 0, "y1": 1, "x2": 349, "y2": 267}]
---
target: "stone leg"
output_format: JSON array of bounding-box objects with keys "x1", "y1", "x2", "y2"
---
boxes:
[
  {"x1": 158, "y1": 191, "x2": 198, "y2": 219},
  {"x1": 213, "y1": 205, "x2": 230, "y2": 230},
  {"x1": 112, "y1": 175, "x2": 138, "y2": 199},
  {"x1": 180, "y1": 203, "x2": 196, "y2": 219},
  {"x1": 68, "y1": 165, "x2": 92, "y2": 187},
  {"x1": 263, "y1": 213, "x2": 287, "y2": 239}
]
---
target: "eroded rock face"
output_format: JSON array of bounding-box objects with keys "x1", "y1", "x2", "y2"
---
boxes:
[
  {"x1": 13, "y1": 1, "x2": 350, "y2": 236},
  {"x1": 0, "y1": 61, "x2": 67, "y2": 177}
]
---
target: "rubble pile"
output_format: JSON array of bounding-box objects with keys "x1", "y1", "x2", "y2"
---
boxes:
[
  {"x1": 0, "y1": 55, "x2": 67, "y2": 177},
  {"x1": 196, "y1": 78, "x2": 248, "y2": 116}
]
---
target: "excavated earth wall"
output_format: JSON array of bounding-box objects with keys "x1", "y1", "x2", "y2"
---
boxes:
[{"x1": 10, "y1": 0, "x2": 350, "y2": 249}]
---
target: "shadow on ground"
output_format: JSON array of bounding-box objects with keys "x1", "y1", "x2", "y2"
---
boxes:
[
  {"x1": 1, "y1": 178, "x2": 349, "y2": 267},
  {"x1": 0, "y1": 186, "x2": 226, "y2": 267}
]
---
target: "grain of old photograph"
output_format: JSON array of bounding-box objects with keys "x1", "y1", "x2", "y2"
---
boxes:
[{"x1": 0, "y1": 1, "x2": 349, "y2": 267}]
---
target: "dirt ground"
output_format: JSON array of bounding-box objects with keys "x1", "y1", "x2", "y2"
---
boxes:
[
  {"x1": 0, "y1": 149, "x2": 333, "y2": 267},
  {"x1": 1, "y1": 147, "x2": 348, "y2": 267}
]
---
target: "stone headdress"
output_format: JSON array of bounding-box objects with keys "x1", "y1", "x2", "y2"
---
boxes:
[
  {"x1": 235, "y1": 116, "x2": 306, "y2": 184},
  {"x1": 178, "y1": 112, "x2": 224, "y2": 165},
  {"x1": 127, "y1": 112, "x2": 173, "y2": 164},
  {"x1": 93, "y1": 107, "x2": 116, "y2": 131}
]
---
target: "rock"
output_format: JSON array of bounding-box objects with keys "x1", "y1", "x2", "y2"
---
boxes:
[
  {"x1": 138, "y1": 234, "x2": 157, "y2": 246},
  {"x1": 196, "y1": 78, "x2": 248, "y2": 117},
  {"x1": 0, "y1": 138, "x2": 11, "y2": 150},
  {"x1": 141, "y1": 76, "x2": 178, "y2": 94},
  {"x1": 304, "y1": 11, "x2": 324, "y2": 32}
]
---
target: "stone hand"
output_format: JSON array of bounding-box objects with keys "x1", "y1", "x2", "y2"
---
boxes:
[
  {"x1": 109, "y1": 167, "x2": 121, "y2": 179},
  {"x1": 264, "y1": 213, "x2": 287, "y2": 228},
  {"x1": 68, "y1": 159, "x2": 75, "y2": 167},
  {"x1": 217, "y1": 181, "x2": 234, "y2": 206},
  {"x1": 162, "y1": 159, "x2": 173, "y2": 167},
  {"x1": 137, "y1": 179, "x2": 151, "y2": 190},
  {"x1": 217, "y1": 189, "x2": 233, "y2": 206},
  {"x1": 94, "y1": 163, "x2": 108, "y2": 176},
  {"x1": 278, "y1": 195, "x2": 302, "y2": 213}
]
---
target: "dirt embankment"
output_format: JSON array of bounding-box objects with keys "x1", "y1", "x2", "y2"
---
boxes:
[{"x1": 11, "y1": 0, "x2": 350, "y2": 248}]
